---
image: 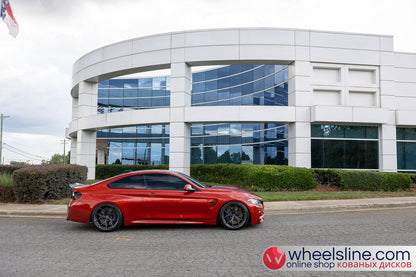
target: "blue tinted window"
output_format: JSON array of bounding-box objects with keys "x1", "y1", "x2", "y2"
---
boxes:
[
  {"x1": 218, "y1": 66, "x2": 230, "y2": 78},
  {"x1": 98, "y1": 80, "x2": 109, "y2": 88},
  {"x1": 153, "y1": 77, "x2": 166, "y2": 89},
  {"x1": 193, "y1": 72, "x2": 205, "y2": 83},
  {"x1": 205, "y1": 69, "x2": 217, "y2": 81},
  {"x1": 230, "y1": 65, "x2": 241, "y2": 75},
  {"x1": 109, "y1": 79, "x2": 124, "y2": 88},
  {"x1": 139, "y1": 78, "x2": 152, "y2": 88},
  {"x1": 124, "y1": 79, "x2": 138, "y2": 88},
  {"x1": 98, "y1": 89, "x2": 108, "y2": 98},
  {"x1": 191, "y1": 64, "x2": 288, "y2": 107},
  {"x1": 190, "y1": 123, "x2": 288, "y2": 166}
]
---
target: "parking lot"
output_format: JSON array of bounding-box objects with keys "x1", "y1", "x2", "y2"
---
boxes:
[{"x1": 1, "y1": 207, "x2": 415, "y2": 276}]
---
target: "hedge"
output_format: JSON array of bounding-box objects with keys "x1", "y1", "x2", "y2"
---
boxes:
[
  {"x1": 0, "y1": 165, "x2": 26, "y2": 175},
  {"x1": 337, "y1": 171, "x2": 412, "y2": 191},
  {"x1": 0, "y1": 174, "x2": 15, "y2": 202},
  {"x1": 13, "y1": 165, "x2": 88, "y2": 203},
  {"x1": 94, "y1": 164, "x2": 413, "y2": 192},
  {"x1": 191, "y1": 164, "x2": 318, "y2": 191},
  {"x1": 96, "y1": 164, "x2": 169, "y2": 180}
]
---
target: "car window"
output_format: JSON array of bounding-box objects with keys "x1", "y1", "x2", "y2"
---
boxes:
[
  {"x1": 107, "y1": 174, "x2": 146, "y2": 189},
  {"x1": 143, "y1": 173, "x2": 188, "y2": 190}
]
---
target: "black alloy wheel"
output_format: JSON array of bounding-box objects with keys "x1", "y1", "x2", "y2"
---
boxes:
[
  {"x1": 219, "y1": 201, "x2": 250, "y2": 230},
  {"x1": 91, "y1": 203, "x2": 123, "y2": 232}
]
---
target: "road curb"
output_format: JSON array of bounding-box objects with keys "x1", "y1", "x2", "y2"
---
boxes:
[{"x1": 264, "y1": 202, "x2": 416, "y2": 215}]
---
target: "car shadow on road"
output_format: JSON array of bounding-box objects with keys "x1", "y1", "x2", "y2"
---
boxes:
[{"x1": 66, "y1": 220, "x2": 263, "y2": 233}]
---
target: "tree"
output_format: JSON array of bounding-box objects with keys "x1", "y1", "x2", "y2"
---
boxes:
[{"x1": 49, "y1": 153, "x2": 70, "y2": 164}]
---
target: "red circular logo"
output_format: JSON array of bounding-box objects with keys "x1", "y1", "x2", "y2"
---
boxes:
[{"x1": 263, "y1": 247, "x2": 286, "y2": 270}]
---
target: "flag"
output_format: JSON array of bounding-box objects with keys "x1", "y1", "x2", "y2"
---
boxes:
[
  {"x1": 97, "y1": 105, "x2": 105, "y2": 114},
  {"x1": 1, "y1": 0, "x2": 19, "y2": 37}
]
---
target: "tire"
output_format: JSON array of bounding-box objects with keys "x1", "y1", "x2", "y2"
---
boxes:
[
  {"x1": 218, "y1": 201, "x2": 250, "y2": 230},
  {"x1": 91, "y1": 203, "x2": 123, "y2": 232}
]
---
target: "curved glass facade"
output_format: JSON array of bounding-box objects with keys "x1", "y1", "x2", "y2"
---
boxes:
[
  {"x1": 192, "y1": 65, "x2": 288, "y2": 106},
  {"x1": 97, "y1": 77, "x2": 170, "y2": 114},
  {"x1": 96, "y1": 64, "x2": 288, "y2": 113},
  {"x1": 97, "y1": 125, "x2": 170, "y2": 165},
  {"x1": 191, "y1": 123, "x2": 288, "y2": 165},
  {"x1": 96, "y1": 64, "x2": 289, "y2": 166}
]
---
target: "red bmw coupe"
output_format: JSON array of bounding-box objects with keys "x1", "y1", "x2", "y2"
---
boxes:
[{"x1": 67, "y1": 170, "x2": 264, "y2": 232}]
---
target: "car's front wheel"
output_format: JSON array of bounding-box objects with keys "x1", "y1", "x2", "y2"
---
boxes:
[
  {"x1": 91, "y1": 203, "x2": 123, "y2": 232},
  {"x1": 219, "y1": 201, "x2": 250, "y2": 230}
]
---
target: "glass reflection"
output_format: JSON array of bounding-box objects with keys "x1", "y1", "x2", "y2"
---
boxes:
[{"x1": 191, "y1": 123, "x2": 288, "y2": 165}]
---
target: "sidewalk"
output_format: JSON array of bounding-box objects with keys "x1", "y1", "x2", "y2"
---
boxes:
[{"x1": 1, "y1": 197, "x2": 416, "y2": 218}]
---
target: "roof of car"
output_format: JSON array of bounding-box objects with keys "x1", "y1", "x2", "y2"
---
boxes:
[{"x1": 119, "y1": 169, "x2": 183, "y2": 176}]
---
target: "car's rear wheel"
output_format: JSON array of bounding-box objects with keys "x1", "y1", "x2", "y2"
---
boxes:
[
  {"x1": 219, "y1": 201, "x2": 250, "y2": 230},
  {"x1": 91, "y1": 203, "x2": 123, "y2": 232}
]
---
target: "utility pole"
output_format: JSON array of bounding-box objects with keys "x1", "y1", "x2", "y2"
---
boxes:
[
  {"x1": 0, "y1": 114, "x2": 10, "y2": 165},
  {"x1": 60, "y1": 139, "x2": 68, "y2": 164}
]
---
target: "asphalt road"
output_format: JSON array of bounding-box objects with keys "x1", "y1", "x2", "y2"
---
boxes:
[{"x1": 1, "y1": 207, "x2": 416, "y2": 277}]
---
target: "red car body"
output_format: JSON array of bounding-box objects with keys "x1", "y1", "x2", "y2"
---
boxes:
[{"x1": 67, "y1": 170, "x2": 264, "y2": 231}]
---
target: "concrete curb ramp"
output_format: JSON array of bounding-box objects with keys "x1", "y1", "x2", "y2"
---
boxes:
[{"x1": 0, "y1": 197, "x2": 416, "y2": 218}]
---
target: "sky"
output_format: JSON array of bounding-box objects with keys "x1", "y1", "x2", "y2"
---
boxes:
[{"x1": 0, "y1": 0, "x2": 415, "y2": 164}]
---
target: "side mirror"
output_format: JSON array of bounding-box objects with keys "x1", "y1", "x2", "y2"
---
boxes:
[{"x1": 184, "y1": 184, "x2": 196, "y2": 192}]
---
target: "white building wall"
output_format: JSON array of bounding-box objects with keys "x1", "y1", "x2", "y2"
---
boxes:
[{"x1": 68, "y1": 28, "x2": 416, "y2": 175}]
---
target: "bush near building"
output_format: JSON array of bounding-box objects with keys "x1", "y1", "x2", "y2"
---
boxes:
[
  {"x1": 12, "y1": 165, "x2": 87, "y2": 203},
  {"x1": 0, "y1": 173, "x2": 15, "y2": 202},
  {"x1": 0, "y1": 165, "x2": 26, "y2": 175},
  {"x1": 95, "y1": 164, "x2": 169, "y2": 179},
  {"x1": 191, "y1": 164, "x2": 318, "y2": 191},
  {"x1": 314, "y1": 169, "x2": 412, "y2": 191}
]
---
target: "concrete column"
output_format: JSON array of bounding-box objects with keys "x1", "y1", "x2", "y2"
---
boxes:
[
  {"x1": 96, "y1": 140, "x2": 107, "y2": 165},
  {"x1": 288, "y1": 59, "x2": 312, "y2": 168},
  {"x1": 70, "y1": 137, "x2": 77, "y2": 164},
  {"x1": 97, "y1": 149, "x2": 105, "y2": 165},
  {"x1": 379, "y1": 41, "x2": 397, "y2": 172},
  {"x1": 380, "y1": 123, "x2": 397, "y2": 172},
  {"x1": 76, "y1": 81, "x2": 98, "y2": 180},
  {"x1": 76, "y1": 130, "x2": 96, "y2": 180},
  {"x1": 69, "y1": 97, "x2": 78, "y2": 164},
  {"x1": 169, "y1": 62, "x2": 192, "y2": 175}
]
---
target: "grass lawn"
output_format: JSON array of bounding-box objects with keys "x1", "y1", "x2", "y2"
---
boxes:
[{"x1": 256, "y1": 191, "x2": 416, "y2": 201}]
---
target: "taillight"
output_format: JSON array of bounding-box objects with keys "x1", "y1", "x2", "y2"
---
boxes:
[{"x1": 71, "y1": 191, "x2": 82, "y2": 200}]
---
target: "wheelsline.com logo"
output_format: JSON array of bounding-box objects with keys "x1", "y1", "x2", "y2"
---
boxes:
[
  {"x1": 263, "y1": 247, "x2": 286, "y2": 270},
  {"x1": 262, "y1": 246, "x2": 416, "y2": 271}
]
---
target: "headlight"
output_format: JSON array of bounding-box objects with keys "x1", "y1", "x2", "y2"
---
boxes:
[
  {"x1": 248, "y1": 198, "x2": 263, "y2": 207},
  {"x1": 71, "y1": 191, "x2": 82, "y2": 200}
]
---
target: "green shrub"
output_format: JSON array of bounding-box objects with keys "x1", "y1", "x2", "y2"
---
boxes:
[
  {"x1": 408, "y1": 174, "x2": 416, "y2": 184},
  {"x1": 0, "y1": 173, "x2": 14, "y2": 188},
  {"x1": 0, "y1": 165, "x2": 26, "y2": 175},
  {"x1": 190, "y1": 164, "x2": 318, "y2": 191},
  {"x1": 338, "y1": 171, "x2": 411, "y2": 191},
  {"x1": 314, "y1": 169, "x2": 342, "y2": 187},
  {"x1": 13, "y1": 165, "x2": 88, "y2": 203},
  {"x1": 0, "y1": 173, "x2": 15, "y2": 202},
  {"x1": 95, "y1": 164, "x2": 169, "y2": 179}
]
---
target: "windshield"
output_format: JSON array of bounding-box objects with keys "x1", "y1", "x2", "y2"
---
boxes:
[{"x1": 177, "y1": 173, "x2": 209, "y2": 188}]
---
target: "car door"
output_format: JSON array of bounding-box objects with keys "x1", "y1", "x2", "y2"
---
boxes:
[
  {"x1": 142, "y1": 173, "x2": 208, "y2": 222},
  {"x1": 106, "y1": 174, "x2": 147, "y2": 222}
]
